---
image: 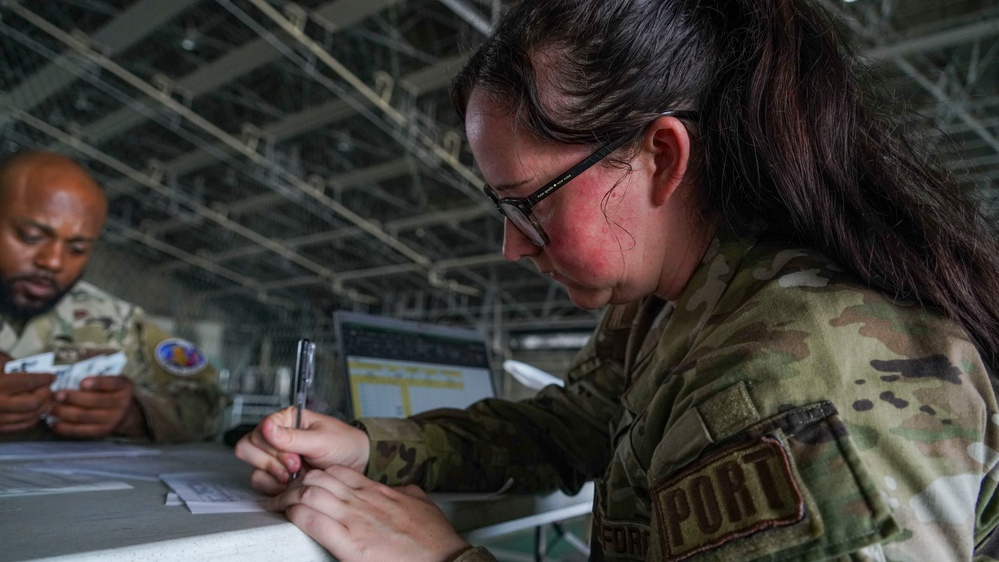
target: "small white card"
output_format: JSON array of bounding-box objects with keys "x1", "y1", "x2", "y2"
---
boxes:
[
  {"x1": 4, "y1": 351, "x2": 127, "y2": 391},
  {"x1": 4, "y1": 352, "x2": 55, "y2": 374},
  {"x1": 52, "y1": 352, "x2": 127, "y2": 391},
  {"x1": 160, "y1": 471, "x2": 268, "y2": 513}
]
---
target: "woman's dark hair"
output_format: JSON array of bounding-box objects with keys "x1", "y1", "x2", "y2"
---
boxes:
[{"x1": 450, "y1": 0, "x2": 999, "y2": 369}]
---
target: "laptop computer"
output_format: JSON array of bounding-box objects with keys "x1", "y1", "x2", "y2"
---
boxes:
[{"x1": 330, "y1": 310, "x2": 497, "y2": 420}]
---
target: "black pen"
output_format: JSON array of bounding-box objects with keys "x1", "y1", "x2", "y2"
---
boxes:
[{"x1": 290, "y1": 338, "x2": 315, "y2": 480}]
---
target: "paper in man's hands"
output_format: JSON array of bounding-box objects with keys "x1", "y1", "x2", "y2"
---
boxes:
[
  {"x1": 3, "y1": 352, "x2": 55, "y2": 374},
  {"x1": 4, "y1": 351, "x2": 127, "y2": 390}
]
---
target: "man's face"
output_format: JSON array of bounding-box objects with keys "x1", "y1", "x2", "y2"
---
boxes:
[{"x1": 0, "y1": 163, "x2": 106, "y2": 319}]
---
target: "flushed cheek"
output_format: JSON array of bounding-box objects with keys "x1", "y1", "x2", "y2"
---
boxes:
[
  {"x1": 544, "y1": 219, "x2": 622, "y2": 286},
  {"x1": 539, "y1": 179, "x2": 640, "y2": 282}
]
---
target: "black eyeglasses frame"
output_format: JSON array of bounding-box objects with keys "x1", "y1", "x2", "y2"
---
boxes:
[{"x1": 483, "y1": 109, "x2": 698, "y2": 247}]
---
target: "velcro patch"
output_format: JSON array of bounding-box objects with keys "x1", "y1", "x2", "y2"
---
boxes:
[
  {"x1": 593, "y1": 508, "x2": 652, "y2": 558},
  {"x1": 154, "y1": 338, "x2": 207, "y2": 376},
  {"x1": 54, "y1": 346, "x2": 119, "y2": 364},
  {"x1": 652, "y1": 436, "x2": 804, "y2": 561}
]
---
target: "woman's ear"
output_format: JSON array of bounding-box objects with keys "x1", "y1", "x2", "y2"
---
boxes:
[{"x1": 645, "y1": 115, "x2": 692, "y2": 206}]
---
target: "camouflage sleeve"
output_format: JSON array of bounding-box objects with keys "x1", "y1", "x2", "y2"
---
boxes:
[
  {"x1": 124, "y1": 316, "x2": 223, "y2": 443},
  {"x1": 358, "y1": 302, "x2": 640, "y2": 494},
  {"x1": 452, "y1": 546, "x2": 498, "y2": 562}
]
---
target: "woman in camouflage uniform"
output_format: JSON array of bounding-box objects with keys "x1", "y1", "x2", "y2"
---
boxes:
[{"x1": 237, "y1": 0, "x2": 999, "y2": 560}]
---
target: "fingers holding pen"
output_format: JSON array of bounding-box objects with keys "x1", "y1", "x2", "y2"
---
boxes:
[
  {"x1": 261, "y1": 415, "x2": 307, "y2": 473},
  {"x1": 235, "y1": 408, "x2": 373, "y2": 497},
  {"x1": 263, "y1": 408, "x2": 370, "y2": 472},
  {"x1": 235, "y1": 410, "x2": 301, "y2": 491}
]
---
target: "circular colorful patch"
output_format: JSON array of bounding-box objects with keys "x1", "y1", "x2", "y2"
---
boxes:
[{"x1": 154, "y1": 338, "x2": 207, "y2": 376}]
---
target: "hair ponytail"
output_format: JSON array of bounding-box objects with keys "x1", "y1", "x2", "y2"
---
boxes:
[{"x1": 698, "y1": 0, "x2": 999, "y2": 368}]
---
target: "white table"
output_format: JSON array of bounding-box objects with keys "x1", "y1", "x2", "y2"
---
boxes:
[{"x1": 0, "y1": 443, "x2": 592, "y2": 561}]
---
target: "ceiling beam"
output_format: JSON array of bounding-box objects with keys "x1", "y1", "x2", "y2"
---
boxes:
[
  {"x1": 865, "y1": 17, "x2": 999, "y2": 62},
  {"x1": 74, "y1": 0, "x2": 401, "y2": 146},
  {"x1": 2, "y1": 0, "x2": 201, "y2": 112},
  {"x1": 153, "y1": 54, "x2": 463, "y2": 180}
]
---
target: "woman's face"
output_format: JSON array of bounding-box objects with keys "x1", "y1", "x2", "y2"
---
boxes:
[{"x1": 465, "y1": 89, "x2": 673, "y2": 310}]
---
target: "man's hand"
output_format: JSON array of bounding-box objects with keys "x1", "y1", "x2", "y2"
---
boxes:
[
  {"x1": 0, "y1": 372, "x2": 56, "y2": 434},
  {"x1": 0, "y1": 351, "x2": 56, "y2": 434},
  {"x1": 48, "y1": 376, "x2": 146, "y2": 439}
]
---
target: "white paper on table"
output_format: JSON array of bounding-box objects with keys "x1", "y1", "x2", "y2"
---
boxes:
[
  {"x1": 24, "y1": 454, "x2": 197, "y2": 482},
  {"x1": 0, "y1": 441, "x2": 161, "y2": 461},
  {"x1": 0, "y1": 465, "x2": 132, "y2": 497},
  {"x1": 160, "y1": 471, "x2": 268, "y2": 514}
]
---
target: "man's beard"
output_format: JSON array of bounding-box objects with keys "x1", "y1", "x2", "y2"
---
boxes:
[{"x1": 0, "y1": 273, "x2": 78, "y2": 321}]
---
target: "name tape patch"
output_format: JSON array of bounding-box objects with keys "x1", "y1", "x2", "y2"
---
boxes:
[
  {"x1": 652, "y1": 436, "x2": 805, "y2": 561},
  {"x1": 593, "y1": 510, "x2": 652, "y2": 558}
]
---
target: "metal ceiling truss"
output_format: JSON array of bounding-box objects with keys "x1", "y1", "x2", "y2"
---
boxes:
[{"x1": 0, "y1": 0, "x2": 995, "y2": 338}]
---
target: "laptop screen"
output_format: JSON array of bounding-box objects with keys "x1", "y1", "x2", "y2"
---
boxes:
[{"x1": 331, "y1": 311, "x2": 496, "y2": 419}]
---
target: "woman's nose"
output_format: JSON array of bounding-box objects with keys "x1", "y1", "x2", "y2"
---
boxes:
[{"x1": 501, "y1": 220, "x2": 542, "y2": 261}]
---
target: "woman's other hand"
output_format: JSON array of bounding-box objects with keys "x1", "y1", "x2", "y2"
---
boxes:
[{"x1": 269, "y1": 465, "x2": 471, "y2": 562}]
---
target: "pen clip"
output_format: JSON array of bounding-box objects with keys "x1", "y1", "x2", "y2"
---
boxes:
[{"x1": 292, "y1": 339, "x2": 315, "y2": 404}]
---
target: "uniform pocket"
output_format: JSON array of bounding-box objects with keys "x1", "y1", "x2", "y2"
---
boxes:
[{"x1": 648, "y1": 401, "x2": 900, "y2": 561}]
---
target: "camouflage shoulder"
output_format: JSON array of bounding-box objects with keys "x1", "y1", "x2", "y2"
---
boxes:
[
  {"x1": 58, "y1": 281, "x2": 143, "y2": 318},
  {"x1": 67, "y1": 280, "x2": 120, "y2": 303}
]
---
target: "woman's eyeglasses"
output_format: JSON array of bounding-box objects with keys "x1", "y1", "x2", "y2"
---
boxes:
[{"x1": 483, "y1": 110, "x2": 698, "y2": 247}]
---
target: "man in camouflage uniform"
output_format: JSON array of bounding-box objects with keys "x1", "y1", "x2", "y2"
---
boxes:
[
  {"x1": 0, "y1": 151, "x2": 221, "y2": 443},
  {"x1": 358, "y1": 231, "x2": 999, "y2": 561}
]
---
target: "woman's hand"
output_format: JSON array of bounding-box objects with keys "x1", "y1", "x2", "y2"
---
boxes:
[
  {"x1": 270, "y1": 465, "x2": 471, "y2": 562},
  {"x1": 234, "y1": 408, "x2": 371, "y2": 495}
]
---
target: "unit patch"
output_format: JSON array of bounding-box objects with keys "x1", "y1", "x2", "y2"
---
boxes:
[
  {"x1": 651, "y1": 435, "x2": 805, "y2": 561},
  {"x1": 154, "y1": 338, "x2": 207, "y2": 376}
]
